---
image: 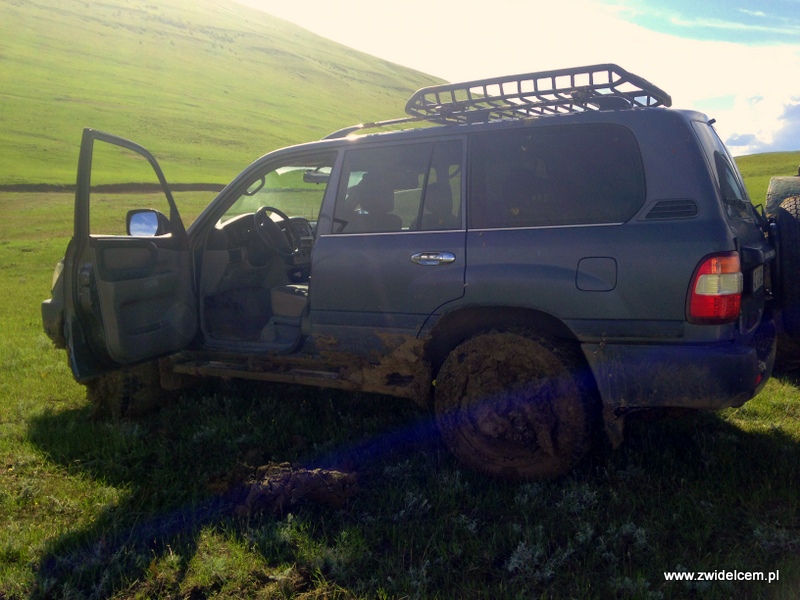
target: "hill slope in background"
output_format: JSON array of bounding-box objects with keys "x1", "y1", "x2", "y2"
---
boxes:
[
  {"x1": 1, "y1": 0, "x2": 796, "y2": 192},
  {"x1": 0, "y1": 0, "x2": 442, "y2": 185},
  {"x1": 736, "y1": 151, "x2": 800, "y2": 206}
]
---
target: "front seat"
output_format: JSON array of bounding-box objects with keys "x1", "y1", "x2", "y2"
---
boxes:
[
  {"x1": 345, "y1": 175, "x2": 402, "y2": 233},
  {"x1": 261, "y1": 284, "x2": 308, "y2": 347}
]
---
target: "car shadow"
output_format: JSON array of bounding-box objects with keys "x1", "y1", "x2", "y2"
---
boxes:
[
  {"x1": 26, "y1": 380, "x2": 439, "y2": 596},
  {"x1": 26, "y1": 376, "x2": 800, "y2": 597}
]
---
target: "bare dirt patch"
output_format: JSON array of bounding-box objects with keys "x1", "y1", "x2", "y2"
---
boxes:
[{"x1": 234, "y1": 463, "x2": 358, "y2": 516}]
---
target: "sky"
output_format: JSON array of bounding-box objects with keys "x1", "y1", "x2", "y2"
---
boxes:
[{"x1": 232, "y1": 0, "x2": 800, "y2": 156}]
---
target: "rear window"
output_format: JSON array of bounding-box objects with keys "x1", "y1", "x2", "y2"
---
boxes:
[{"x1": 469, "y1": 123, "x2": 645, "y2": 229}]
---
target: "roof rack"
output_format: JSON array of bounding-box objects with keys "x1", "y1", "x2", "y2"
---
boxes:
[
  {"x1": 406, "y1": 64, "x2": 671, "y2": 124},
  {"x1": 325, "y1": 63, "x2": 671, "y2": 138}
]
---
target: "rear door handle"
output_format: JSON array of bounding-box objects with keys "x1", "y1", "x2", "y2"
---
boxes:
[{"x1": 410, "y1": 251, "x2": 456, "y2": 266}]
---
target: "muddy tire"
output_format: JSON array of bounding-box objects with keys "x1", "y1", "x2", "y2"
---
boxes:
[
  {"x1": 84, "y1": 361, "x2": 163, "y2": 419},
  {"x1": 434, "y1": 331, "x2": 593, "y2": 479},
  {"x1": 777, "y1": 196, "x2": 800, "y2": 337}
]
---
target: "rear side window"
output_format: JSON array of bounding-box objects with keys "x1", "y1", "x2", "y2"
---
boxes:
[
  {"x1": 469, "y1": 124, "x2": 645, "y2": 229},
  {"x1": 692, "y1": 120, "x2": 755, "y2": 222},
  {"x1": 715, "y1": 152, "x2": 754, "y2": 221}
]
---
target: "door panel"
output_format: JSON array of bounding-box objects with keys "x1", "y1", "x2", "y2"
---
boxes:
[
  {"x1": 91, "y1": 240, "x2": 195, "y2": 364},
  {"x1": 309, "y1": 138, "x2": 466, "y2": 354},
  {"x1": 64, "y1": 129, "x2": 196, "y2": 379},
  {"x1": 312, "y1": 230, "x2": 466, "y2": 326}
]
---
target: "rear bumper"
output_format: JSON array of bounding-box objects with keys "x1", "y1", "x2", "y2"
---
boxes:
[{"x1": 583, "y1": 319, "x2": 776, "y2": 412}]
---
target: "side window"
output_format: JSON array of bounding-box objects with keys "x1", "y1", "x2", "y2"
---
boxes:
[
  {"x1": 333, "y1": 140, "x2": 462, "y2": 234},
  {"x1": 416, "y1": 141, "x2": 463, "y2": 231},
  {"x1": 692, "y1": 120, "x2": 754, "y2": 222},
  {"x1": 89, "y1": 140, "x2": 176, "y2": 236},
  {"x1": 714, "y1": 152, "x2": 754, "y2": 221},
  {"x1": 469, "y1": 124, "x2": 645, "y2": 229}
]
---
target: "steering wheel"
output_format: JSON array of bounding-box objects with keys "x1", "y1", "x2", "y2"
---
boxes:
[{"x1": 253, "y1": 206, "x2": 301, "y2": 259}]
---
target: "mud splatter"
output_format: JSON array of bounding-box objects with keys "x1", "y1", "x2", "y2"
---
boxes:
[{"x1": 435, "y1": 331, "x2": 592, "y2": 479}]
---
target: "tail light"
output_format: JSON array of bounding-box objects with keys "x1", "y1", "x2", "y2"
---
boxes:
[{"x1": 687, "y1": 252, "x2": 743, "y2": 324}]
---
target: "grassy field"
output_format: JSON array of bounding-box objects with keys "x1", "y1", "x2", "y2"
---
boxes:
[
  {"x1": 2, "y1": 0, "x2": 800, "y2": 597},
  {"x1": 738, "y1": 151, "x2": 800, "y2": 209},
  {"x1": 0, "y1": 0, "x2": 441, "y2": 187},
  {"x1": 2, "y1": 159, "x2": 800, "y2": 599}
]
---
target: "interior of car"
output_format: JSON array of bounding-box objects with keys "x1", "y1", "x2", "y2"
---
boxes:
[{"x1": 198, "y1": 157, "x2": 333, "y2": 348}]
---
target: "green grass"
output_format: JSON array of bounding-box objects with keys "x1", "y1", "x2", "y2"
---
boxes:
[
  {"x1": 3, "y1": 171, "x2": 800, "y2": 598},
  {"x1": 2, "y1": 0, "x2": 800, "y2": 596},
  {"x1": 736, "y1": 151, "x2": 800, "y2": 208},
  {"x1": 0, "y1": 0, "x2": 441, "y2": 187}
]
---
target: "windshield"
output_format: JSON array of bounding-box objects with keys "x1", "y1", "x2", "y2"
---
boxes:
[{"x1": 218, "y1": 155, "x2": 335, "y2": 226}]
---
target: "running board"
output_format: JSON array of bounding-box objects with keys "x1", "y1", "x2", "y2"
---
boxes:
[{"x1": 171, "y1": 355, "x2": 428, "y2": 404}]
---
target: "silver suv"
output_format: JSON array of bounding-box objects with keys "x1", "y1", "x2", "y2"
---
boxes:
[{"x1": 42, "y1": 64, "x2": 782, "y2": 479}]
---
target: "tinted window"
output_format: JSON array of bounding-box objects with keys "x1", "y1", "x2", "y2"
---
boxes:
[
  {"x1": 692, "y1": 120, "x2": 755, "y2": 222},
  {"x1": 333, "y1": 140, "x2": 462, "y2": 234},
  {"x1": 714, "y1": 152, "x2": 754, "y2": 222},
  {"x1": 469, "y1": 124, "x2": 645, "y2": 228}
]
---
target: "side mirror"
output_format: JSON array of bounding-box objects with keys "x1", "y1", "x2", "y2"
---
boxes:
[{"x1": 127, "y1": 209, "x2": 171, "y2": 236}]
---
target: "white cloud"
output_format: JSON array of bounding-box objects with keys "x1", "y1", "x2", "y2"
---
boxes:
[
  {"x1": 668, "y1": 14, "x2": 800, "y2": 36},
  {"x1": 235, "y1": 0, "x2": 800, "y2": 155},
  {"x1": 738, "y1": 9, "x2": 767, "y2": 18}
]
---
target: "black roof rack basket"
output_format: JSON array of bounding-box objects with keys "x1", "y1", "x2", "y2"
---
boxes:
[
  {"x1": 405, "y1": 63, "x2": 671, "y2": 124},
  {"x1": 325, "y1": 64, "x2": 671, "y2": 138}
]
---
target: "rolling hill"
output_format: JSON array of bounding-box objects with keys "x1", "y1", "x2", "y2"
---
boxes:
[
  {"x1": 736, "y1": 151, "x2": 800, "y2": 207},
  {"x1": 0, "y1": 0, "x2": 443, "y2": 186},
  {"x1": 1, "y1": 0, "x2": 797, "y2": 196}
]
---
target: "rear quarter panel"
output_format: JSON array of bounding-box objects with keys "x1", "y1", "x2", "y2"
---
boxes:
[{"x1": 461, "y1": 110, "x2": 738, "y2": 344}]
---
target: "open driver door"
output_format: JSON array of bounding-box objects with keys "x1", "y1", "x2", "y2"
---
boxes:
[{"x1": 63, "y1": 129, "x2": 196, "y2": 380}]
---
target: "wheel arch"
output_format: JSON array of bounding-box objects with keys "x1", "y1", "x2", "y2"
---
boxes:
[{"x1": 423, "y1": 305, "x2": 582, "y2": 376}]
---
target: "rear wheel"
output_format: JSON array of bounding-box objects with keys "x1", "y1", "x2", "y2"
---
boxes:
[
  {"x1": 776, "y1": 196, "x2": 800, "y2": 336},
  {"x1": 434, "y1": 331, "x2": 593, "y2": 479}
]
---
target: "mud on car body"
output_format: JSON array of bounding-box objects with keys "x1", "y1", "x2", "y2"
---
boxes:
[{"x1": 43, "y1": 64, "x2": 786, "y2": 479}]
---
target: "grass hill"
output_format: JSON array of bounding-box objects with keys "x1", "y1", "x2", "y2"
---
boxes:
[
  {"x1": 736, "y1": 151, "x2": 800, "y2": 207},
  {"x1": 0, "y1": 0, "x2": 443, "y2": 186},
  {"x1": 0, "y1": 0, "x2": 795, "y2": 194}
]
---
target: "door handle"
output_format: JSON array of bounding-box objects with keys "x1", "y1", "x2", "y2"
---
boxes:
[{"x1": 410, "y1": 251, "x2": 456, "y2": 266}]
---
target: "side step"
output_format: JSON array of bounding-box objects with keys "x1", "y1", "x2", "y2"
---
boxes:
[
  {"x1": 173, "y1": 358, "x2": 348, "y2": 387},
  {"x1": 170, "y1": 355, "x2": 426, "y2": 403}
]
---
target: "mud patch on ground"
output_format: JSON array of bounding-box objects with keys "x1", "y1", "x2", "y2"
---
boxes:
[{"x1": 224, "y1": 463, "x2": 359, "y2": 516}]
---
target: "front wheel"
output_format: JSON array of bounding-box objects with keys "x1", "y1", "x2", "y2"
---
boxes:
[
  {"x1": 84, "y1": 361, "x2": 164, "y2": 419},
  {"x1": 434, "y1": 331, "x2": 593, "y2": 479}
]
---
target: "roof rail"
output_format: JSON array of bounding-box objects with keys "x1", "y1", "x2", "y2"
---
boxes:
[
  {"x1": 324, "y1": 64, "x2": 671, "y2": 138},
  {"x1": 405, "y1": 63, "x2": 671, "y2": 124},
  {"x1": 324, "y1": 117, "x2": 423, "y2": 140}
]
